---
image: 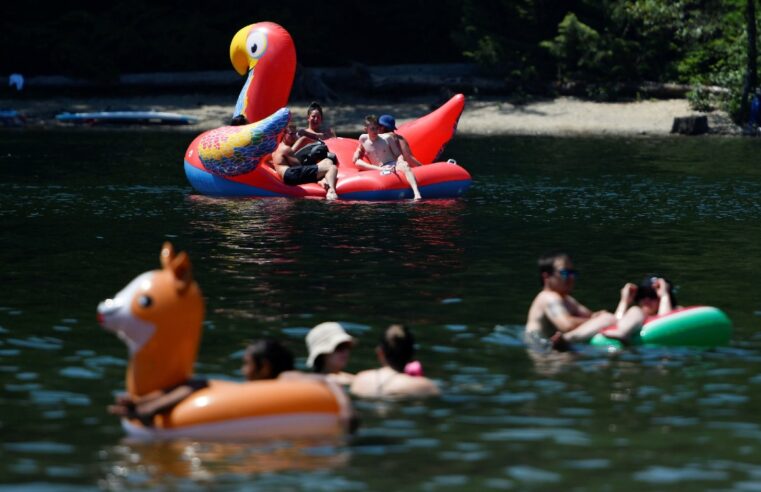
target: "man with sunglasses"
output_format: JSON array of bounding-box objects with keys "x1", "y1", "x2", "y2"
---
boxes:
[{"x1": 525, "y1": 251, "x2": 615, "y2": 350}]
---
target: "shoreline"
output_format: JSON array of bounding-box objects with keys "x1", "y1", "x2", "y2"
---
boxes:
[{"x1": 0, "y1": 93, "x2": 742, "y2": 137}]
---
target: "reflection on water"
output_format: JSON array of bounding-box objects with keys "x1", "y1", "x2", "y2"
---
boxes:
[
  {"x1": 100, "y1": 439, "x2": 351, "y2": 488},
  {"x1": 2, "y1": 131, "x2": 761, "y2": 489}
]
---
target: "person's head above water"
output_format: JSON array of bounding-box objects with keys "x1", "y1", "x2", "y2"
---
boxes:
[
  {"x1": 634, "y1": 275, "x2": 677, "y2": 311},
  {"x1": 306, "y1": 322, "x2": 355, "y2": 374},
  {"x1": 378, "y1": 324, "x2": 416, "y2": 373},
  {"x1": 538, "y1": 251, "x2": 578, "y2": 293},
  {"x1": 242, "y1": 339, "x2": 294, "y2": 381}
]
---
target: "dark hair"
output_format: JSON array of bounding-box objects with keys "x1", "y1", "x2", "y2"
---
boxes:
[
  {"x1": 245, "y1": 339, "x2": 294, "y2": 378},
  {"x1": 538, "y1": 251, "x2": 570, "y2": 285},
  {"x1": 634, "y1": 275, "x2": 678, "y2": 307},
  {"x1": 364, "y1": 114, "x2": 378, "y2": 126},
  {"x1": 380, "y1": 324, "x2": 416, "y2": 373},
  {"x1": 230, "y1": 114, "x2": 248, "y2": 126},
  {"x1": 307, "y1": 102, "x2": 323, "y2": 118},
  {"x1": 312, "y1": 354, "x2": 325, "y2": 373}
]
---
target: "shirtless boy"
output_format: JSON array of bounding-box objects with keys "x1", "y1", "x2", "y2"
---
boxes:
[
  {"x1": 525, "y1": 252, "x2": 615, "y2": 350},
  {"x1": 352, "y1": 114, "x2": 423, "y2": 200},
  {"x1": 272, "y1": 123, "x2": 338, "y2": 200}
]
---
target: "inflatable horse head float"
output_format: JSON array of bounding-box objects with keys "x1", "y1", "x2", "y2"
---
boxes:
[{"x1": 97, "y1": 243, "x2": 204, "y2": 398}]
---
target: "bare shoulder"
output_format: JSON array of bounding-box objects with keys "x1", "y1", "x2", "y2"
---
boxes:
[
  {"x1": 348, "y1": 369, "x2": 377, "y2": 397},
  {"x1": 407, "y1": 376, "x2": 440, "y2": 396},
  {"x1": 531, "y1": 290, "x2": 562, "y2": 308}
]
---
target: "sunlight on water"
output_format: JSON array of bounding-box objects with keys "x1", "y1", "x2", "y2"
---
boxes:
[{"x1": 1, "y1": 132, "x2": 761, "y2": 489}]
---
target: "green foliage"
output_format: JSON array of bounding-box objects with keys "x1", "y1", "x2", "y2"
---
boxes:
[
  {"x1": 540, "y1": 13, "x2": 604, "y2": 82},
  {"x1": 686, "y1": 86, "x2": 717, "y2": 112},
  {"x1": 1, "y1": 0, "x2": 757, "y2": 119}
]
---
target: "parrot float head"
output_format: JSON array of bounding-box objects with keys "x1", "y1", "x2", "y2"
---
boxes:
[
  {"x1": 97, "y1": 243, "x2": 205, "y2": 397},
  {"x1": 230, "y1": 22, "x2": 296, "y2": 124}
]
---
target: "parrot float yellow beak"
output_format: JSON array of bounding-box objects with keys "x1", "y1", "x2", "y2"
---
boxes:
[{"x1": 230, "y1": 25, "x2": 257, "y2": 75}]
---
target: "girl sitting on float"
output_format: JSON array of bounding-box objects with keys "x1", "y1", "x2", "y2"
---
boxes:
[
  {"x1": 602, "y1": 276, "x2": 680, "y2": 344},
  {"x1": 350, "y1": 324, "x2": 439, "y2": 399}
]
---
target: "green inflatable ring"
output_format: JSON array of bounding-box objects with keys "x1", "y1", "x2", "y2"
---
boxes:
[{"x1": 589, "y1": 306, "x2": 732, "y2": 349}]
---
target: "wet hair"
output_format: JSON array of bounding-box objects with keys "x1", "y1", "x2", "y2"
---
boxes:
[
  {"x1": 380, "y1": 324, "x2": 416, "y2": 373},
  {"x1": 364, "y1": 114, "x2": 378, "y2": 126},
  {"x1": 245, "y1": 339, "x2": 294, "y2": 378},
  {"x1": 634, "y1": 275, "x2": 678, "y2": 307},
  {"x1": 307, "y1": 101, "x2": 323, "y2": 118},
  {"x1": 538, "y1": 251, "x2": 570, "y2": 285},
  {"x1": 230, "y1": 114, "x2": 248, "y2": 126}
]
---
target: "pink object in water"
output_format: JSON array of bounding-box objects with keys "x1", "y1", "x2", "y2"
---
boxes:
[{"x1": 404, "y1": 360, "x2": 424, "y2": 377}]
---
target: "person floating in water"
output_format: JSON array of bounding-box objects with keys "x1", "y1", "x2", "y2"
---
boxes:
[
  {"x1": 602, "y1": 276, "x2": 679, "y2": 344},
  {"x1": 350, "y1": 324, "x2": 439, "y2": 399},
  {"x1": 241, "y1": 339, "x2": 295, "y2": 380},
  {"x1": 305, "y1": 322, "x2": 356, "y2": 386},
  {"x1": 525, "y1": 251, "x2": 616, "y2": 351}
]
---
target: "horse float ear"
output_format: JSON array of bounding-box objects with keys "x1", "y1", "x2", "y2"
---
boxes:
[
  {"x1": 170, "y1": 251, "x2": 193, "y2": 293},
  {"x1": 160, "y1": 242, "x2": 176, "y2": 269}
]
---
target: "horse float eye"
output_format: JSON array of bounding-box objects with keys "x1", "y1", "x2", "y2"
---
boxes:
[
  {"x1": 138, "y1": 295, "x2": 153, "y2": 308},
  {"x1": 246, "y1": 30, "x2": 268, "y2": 59}
]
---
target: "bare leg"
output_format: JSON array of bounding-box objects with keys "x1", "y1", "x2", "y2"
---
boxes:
[
  {"x1": 396, "y1": 160, "x2": 422, "y2": 200},
  {"x1": 317, "y1": 160, "x2": 338, "y2": 200},
  {"x1": 562, "y1": 312, "x2": 617, "y2": 344}
]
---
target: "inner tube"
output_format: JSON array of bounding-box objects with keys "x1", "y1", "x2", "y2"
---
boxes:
[
  {"x1": 589, "y1": 306, "x2": 732, "y2": 349},
  {"x1": 122, "y1": 379, "x2": 343, "y2": 441}
]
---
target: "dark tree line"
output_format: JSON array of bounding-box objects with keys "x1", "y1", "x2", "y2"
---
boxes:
[{"x1": 3, "y1": 1, "x2": 758, "y2": 119}]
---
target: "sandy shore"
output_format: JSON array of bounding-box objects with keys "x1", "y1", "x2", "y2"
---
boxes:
[{"x1": 1, "y1": 93, "x2": 741, "y2": 136}]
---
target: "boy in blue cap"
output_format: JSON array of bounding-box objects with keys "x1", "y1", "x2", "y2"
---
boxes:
[{"x1": 354, "y1": 114, "x2": 423, "y2": 200}]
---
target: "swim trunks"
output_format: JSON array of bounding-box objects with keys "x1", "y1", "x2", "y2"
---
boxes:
[{"x1": 283, "y1": 165, "x2": 320, "y2": 185}]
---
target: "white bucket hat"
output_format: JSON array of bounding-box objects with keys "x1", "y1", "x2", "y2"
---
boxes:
[{"x1": 306, "y1": 322, "x2": 355, "y2": 368}]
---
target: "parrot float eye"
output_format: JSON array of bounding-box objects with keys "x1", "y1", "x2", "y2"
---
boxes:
[
  {"x1": 247, "y1": 30, "x2": 268, "y2": 59},
  {"x1": 138, "y1": 295, "x2": 153, "y2": 308}
]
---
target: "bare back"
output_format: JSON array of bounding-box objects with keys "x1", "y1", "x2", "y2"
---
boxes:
[
  {"x1": 350, "y1": 367, "x2": 439, "y2": 399},
  {"x1": 271, "y1": 141, "x2": 300, "y2": 178}
]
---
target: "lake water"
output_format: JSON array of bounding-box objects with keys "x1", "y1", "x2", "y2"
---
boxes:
[{"x1": 1, "y1": 129, "x2": 761, "y2": 490}]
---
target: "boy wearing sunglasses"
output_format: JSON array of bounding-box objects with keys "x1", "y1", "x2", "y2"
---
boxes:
[{"x1": 525, "y1": 251, "x2": 615, "y2": 350}]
